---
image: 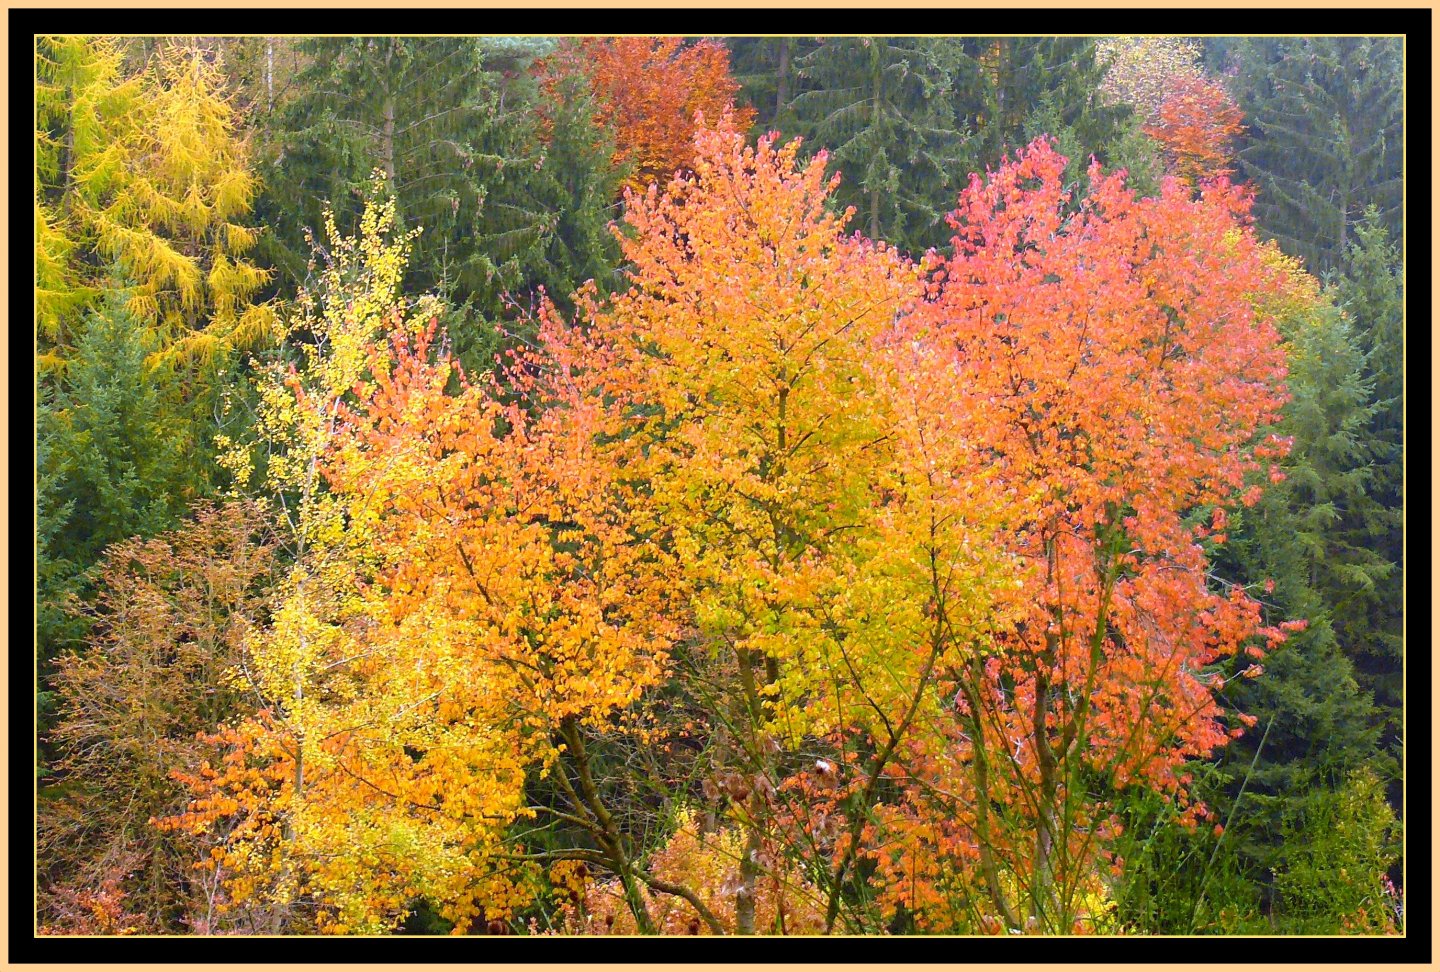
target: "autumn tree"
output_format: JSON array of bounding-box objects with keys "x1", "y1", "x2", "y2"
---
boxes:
[
  {"x1": 549, "y1": 37, "x2": 754, "y2": 193},
  {"x1": 543, "y1": 123, "x2": 1022, "y2": 935},
  {"x1": 1095, "y1": 36, "x2": 1205, "y2": 126},
  {"x1": 161, "y1": 180, "x2": 690, "y2": 934},
  {"x1": 38, "y1": 502, "x2": 277, "y2": 933},
  {"x1": 34, "y1": 34, "x2": 139, "y2": 349},
  {"x1": 863, "y1": 140, "x2": 1298, "y2": 933},
  {"x1": 35, "y1": 36, "x2": 276, "y2": 369},
  {"x1": 1145, "y1": 74, "x2": 1246, "y2": 187},
  {"x1": 1109, "y1": 244, "x2": 1393, "y2": 934}
]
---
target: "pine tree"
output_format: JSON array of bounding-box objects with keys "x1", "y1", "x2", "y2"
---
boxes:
[{"x1": 1229, "y1": 38, "x2": 1403, "y2": 276}]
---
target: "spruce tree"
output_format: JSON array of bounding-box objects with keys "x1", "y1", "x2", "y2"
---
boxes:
[
  {"x1": 1229, "y1": 37, "x2": 1403, "y2": 276},
  {"x1": 36, "y1": 282, "x2": 204, "y2": 767},
  {"x1": 724, "y1": 37, "x2": 820, "y2": 135},
  {"x1": 1114, "y1": 252, "x2": 1394, "y2": 933},
  {"x1": 1335, "y1": 210, "x2": 1405, "y2": 762},
  {"x1": 783, "y1": 37, "x2": 971, "y2": 252},
  {"x1": 955, "y1": 38, "x2": 1132, "y2": 180},
  {"x1": 257, "y1": 37, "x2": 618, "y2": 366},
  {"x1": 1204, "y1": 251, "x2": 1393, "y2": 915}
]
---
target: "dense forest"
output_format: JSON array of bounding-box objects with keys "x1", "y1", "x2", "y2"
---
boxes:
[{"x1": 34, "y1": 35, "x2": 1406, "y2": 937}]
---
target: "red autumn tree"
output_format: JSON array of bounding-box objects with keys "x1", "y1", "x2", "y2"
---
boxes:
[
  {"x1": 545, "y1": 37, "x2": 755, "y2": 192},
  {"x1": 1145, "y1": 74, "x2": 1246, "y2": 186},
  {"x1": 862, "y1": 139, "x2": 1299, "y2": 933}
]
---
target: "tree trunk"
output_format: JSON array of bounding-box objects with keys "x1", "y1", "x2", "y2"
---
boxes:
[
  {"x1": 382, "y1": 42, "x2": 397, "y2": 182},
  {"x1": 774, "y1": 39, "x2": 790, "y2": 128},
  {"x1": 559, "y1": 719, "x2": 657, "y2": 934},
  {"x1": 736, "y1": 824, "x2": 762, "y2": 935}
]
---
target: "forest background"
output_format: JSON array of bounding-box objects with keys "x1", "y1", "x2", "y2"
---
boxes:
[{"x1": 33, "y1": 33, "x2": 1406, "y2": 937}]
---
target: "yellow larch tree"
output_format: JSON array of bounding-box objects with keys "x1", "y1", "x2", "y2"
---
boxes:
[{"x1": 35, "y1": 36, "x2": 275, "y2": 371}]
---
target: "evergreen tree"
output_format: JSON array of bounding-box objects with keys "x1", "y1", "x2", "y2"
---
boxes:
[
  {"x1": 257, "y1": 37, "x2": 618, "y2": 366},
  {"x1": 751, "y1": 38, "x2": 1139, "y2": 252},
  {"x1": 956, "y1": 38, "x2": 1133, "y2": 184},
  {"x1": 1115, "y1": 250, "x2": 1394, "y2": 933},
  {"x1": 724, "y1": 36, "x2": 819, "y2": 135},
  {"x1": 1229, "y1": 38, "x2": 1403, "y2": 276},
  {"x1": 1335, "y1": 210, "x2": 1405, "y2": 759},
  {"x1": 785, "y1": 37, "x2": 972, "y2": 251},
  {"x1": 36, "y1": 282, "x2": 205, "y2": 767},
  {"x1": 38, "y1": 284, "x2": 199, "y2": 604},
  {"x1": 1204, "y1": 249, "x2": 1393, "y2": 916},
  {"x1": 1270, "y1": 767, "x2": 1402, "y2": 933},
  {"x1": 522, "y1": 63, "x2": 624, "y2": 312}
]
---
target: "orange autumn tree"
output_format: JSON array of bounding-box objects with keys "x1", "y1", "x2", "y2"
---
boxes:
[
  {"x1": 160, "y1": 182, "x2": 681, "y2": 934},
  {"x1": 536, "y1": 123, "x2": 1016, "y2": 935},
  {"x1": 548, "y1": 37, "x2": 755, "y2": 192},
  {"x1": 859, "y1": 140, "x2": 1299, "y2": 934},
  {"x1": 1145, "y1": 74, "x2": 1246, "y2": 187}
]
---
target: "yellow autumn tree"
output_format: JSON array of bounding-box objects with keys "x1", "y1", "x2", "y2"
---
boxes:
[
  {"x1": 35, "y1": 35, "x2": 140, "y2": 352},
  {"x1": 35, "y1": 36, "x2": 275, "y2": 370}
]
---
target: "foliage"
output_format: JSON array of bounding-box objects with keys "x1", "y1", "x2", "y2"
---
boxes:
[
  {"x1": 1272, "y1": 768, "x2": 1401, "y2": 934},
  {"x1": 38, "y1": 503, "x2": 277, "y2": 933},
  {"x1": 725, "y1": 37, "x2": 820, "y2": 135},
  {"x1": 563, "y1": 809, "x2": 825, "y2": 934},
  {"x1": 786, "y1": 37, "x2": 971, "y2": 247},
  {"x1": 864, "y1": 140, "x2": 1298, "y2": 934},
  {"x1": 160, "y1": 179, "x2": 680, "y2": 934},
  {"x1": 36, "y1": 283, "x2": 206, "y2": 705},
  {"x1": 548, "y1": 124, "x2": 1019, "y2": 935},
  {"x1": 550, "y1": 37, "x2": 754, "y2": 193},
  {"x1": 33, "y1": 34, "x2": 1406, "y2": 939},
  {"x1": 257, "y1": 37, "x2": 618, "y2": 364},
  {"x1": 1095, "y1": 36, "x2": 1205, "y2": 125},
  {"x1": 35, "y1": 37, "x2": 276, "y2": 369},
  {"x1": 1145, "y1": 75, "x2": 1245, "y2": 186},
  {"x1": 1334, "y1": 210, "x2": 1405, "y2": 766},
  {"x1": 955, "y1": 39, "x2": 1134, "y2": 196}
]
